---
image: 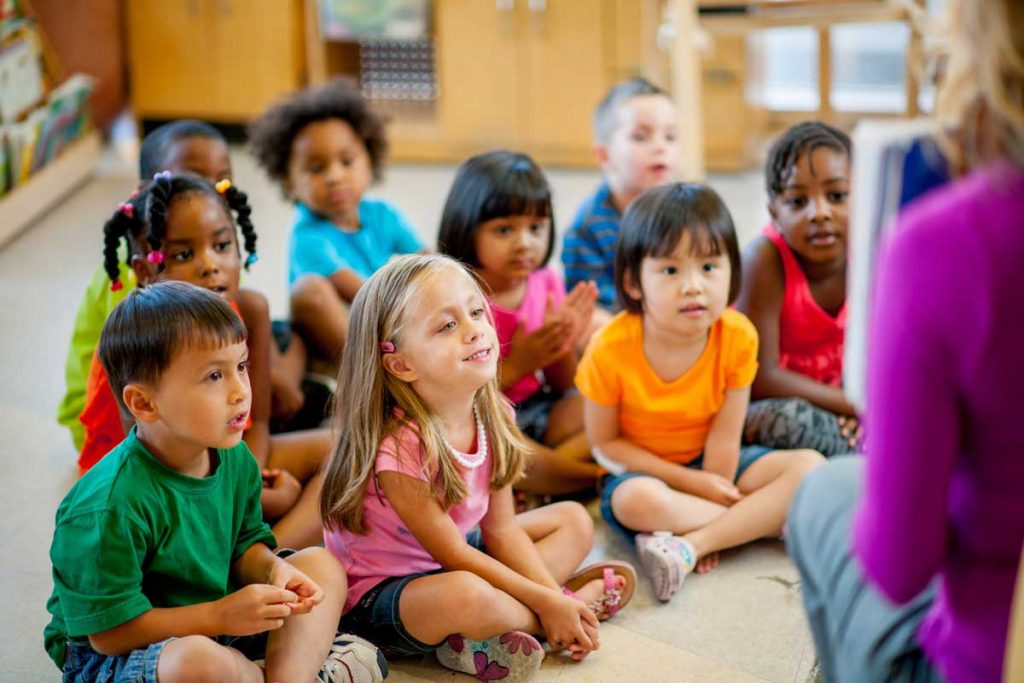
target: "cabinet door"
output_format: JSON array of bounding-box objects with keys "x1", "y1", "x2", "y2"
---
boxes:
[
  {"x1": 436, "y1": 0, "x2": 520, "y2": 151},
  {"x1": 518, "y1": 0, "x2": 609, "y2": 162},
  {"x1": 127, "y1": 0, "x2": 209, "y2": 118},
  {"x1": 206, "y1": 0, "x2": 303, "y2": 120}
]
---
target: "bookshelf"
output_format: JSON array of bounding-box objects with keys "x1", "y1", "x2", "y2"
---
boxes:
[{"x1": 0, "y1": 0, "x2": 100, "y2": 249}]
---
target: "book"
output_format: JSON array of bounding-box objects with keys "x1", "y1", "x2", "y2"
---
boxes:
[{"x1": 844, "y1": 118, "x2": 950, "y2": 411}]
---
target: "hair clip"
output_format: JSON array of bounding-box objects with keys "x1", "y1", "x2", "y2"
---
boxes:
[
  {"x1": 147, "y1": 250, "x2": 165, "y2": 265},
  {"x1": 118, "y1": 202, "x2": 134, "y2": 219},
  {"x1": 245, "y1": 253, "x2": 259, "y2": 267},
  {"x1": 215, "y1": 179, "x2": 232, "y2": 194},
  {"x1": 110, "y1": 279, "x2": 123, "y2": 292},
  {"x1": 153, "y1": 171, "x2": 172, "y2": 182},
  {"x1": 380, "y1": 341, "x2": 395, "y2": 353}
]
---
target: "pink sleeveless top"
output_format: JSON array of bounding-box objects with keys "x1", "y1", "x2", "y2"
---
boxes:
[{"x1": 763, "y1": 224, "x2": 846, "y2": 387}]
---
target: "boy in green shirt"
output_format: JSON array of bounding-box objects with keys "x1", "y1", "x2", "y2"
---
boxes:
[{"x1": 45, "y1": 281, "x2": 386, "y2": 682}]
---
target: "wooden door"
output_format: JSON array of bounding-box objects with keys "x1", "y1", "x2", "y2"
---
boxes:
[
  {"x1": 127, "y1": 0, "x2": 209, "y2": 118},
  {"x1": 518, "y1": 0, "x2": 609, "y2": 164},
  {"x1": 435, "y1": 0, "x2": 520, "y2": 153},
  {"x1": 206, "y1": 0, "x2": 303, "y2": 120}
]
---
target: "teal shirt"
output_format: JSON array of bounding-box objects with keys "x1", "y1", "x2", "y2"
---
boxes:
[
  {"x1": 287, "y1": 198, "x2": 422, "y2": 287},
  {"x1": 44, "y1": 429, "x2": 276, "y2": 668}
]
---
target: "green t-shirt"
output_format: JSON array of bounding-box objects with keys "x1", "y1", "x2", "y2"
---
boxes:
[
  {"x1": 43, "y1": 428, "x2": 276, "y2": 668},
  {"x1": 56, "y1": 259, "x2": 134, "y2": 450}
]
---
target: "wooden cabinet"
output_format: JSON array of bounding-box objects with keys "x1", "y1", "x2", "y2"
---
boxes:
[
  {"x1": 402, "y1": 0, "x2": 618, "y2": 167},
  {"x1": 127, "y1": 0, "x2": 304, "y2": 121}
]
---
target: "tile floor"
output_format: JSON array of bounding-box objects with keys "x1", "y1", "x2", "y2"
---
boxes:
[{"x1": 0, "y1": 145, "x2": 818, "y2": 682}]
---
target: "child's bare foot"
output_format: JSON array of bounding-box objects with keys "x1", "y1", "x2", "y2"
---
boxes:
[{"x1": 695, "y1": 551, "x2": 720, "y2": 574}]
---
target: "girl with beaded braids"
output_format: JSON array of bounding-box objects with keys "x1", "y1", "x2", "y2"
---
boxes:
[
  {"x1": 82, "y1": 172, "x2": 331, "y2": 549},
  {"x1": 57, "y1": 120, "x2": 233, "y2": 450}
]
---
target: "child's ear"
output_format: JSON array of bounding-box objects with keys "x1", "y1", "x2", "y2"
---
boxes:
[
  {"x1": 622, "y1": 270, "x2": 643, "y2": 303},
  {"x1": 129, "y1": 254, "x2": 158, "y2": 286},
  {"x1": 767, "y1": 200, "x2": 779, "y2": 224},
  {"x1": 594, "y1": 143, "x2": 611, "y2": 171},
  {"x1": 382, "y1": 353, "x2": 417, "y2": 383},
  {"x1": 122, "y1": 384, "x2": 159, "y2": 423}
]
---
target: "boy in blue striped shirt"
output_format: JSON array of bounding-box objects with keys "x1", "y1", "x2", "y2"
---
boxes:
[{"x1": 562, "y1": 78, "x2": 681, "y2": 317}]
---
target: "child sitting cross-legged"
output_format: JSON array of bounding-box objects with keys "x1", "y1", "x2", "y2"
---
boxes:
[
  {"x1": 578, "y1": 184, "x2": 825, "y2": 601},
  {"x1": 44, "y1": 281, "x2": 386, "y2": 683},
  {"x1": 320, "y1": 254, "x2": 636, "y2": 680}
]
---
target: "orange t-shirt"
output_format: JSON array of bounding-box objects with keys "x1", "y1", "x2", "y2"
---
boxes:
[{"x1": 575, "y1": 308, "x2": 759, "y2": 465}]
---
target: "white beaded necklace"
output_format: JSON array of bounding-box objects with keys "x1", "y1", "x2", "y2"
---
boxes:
[{"x1": 441, "y1": 403, "x2": 488, "y2": 469}]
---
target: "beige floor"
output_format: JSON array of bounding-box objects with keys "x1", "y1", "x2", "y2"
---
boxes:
[{"x1": 0, "y1": 146, "x2": 817, "y2": 682}]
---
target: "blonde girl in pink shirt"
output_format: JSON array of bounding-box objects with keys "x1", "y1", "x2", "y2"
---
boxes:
[{"x1": 319, "y1": 254, "x2": 636, "y2": 680}]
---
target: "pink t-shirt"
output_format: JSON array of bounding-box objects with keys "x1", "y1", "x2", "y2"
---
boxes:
[
  {"x1": 325, "y1": 418, "x2": 493, "y2": 613},
  {"x1": 490, "y1": 267, "x2": 566, "y2": 404}
]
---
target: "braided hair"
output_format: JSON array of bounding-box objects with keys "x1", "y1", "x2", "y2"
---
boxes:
[
  {"x1": 765, "y1": 121, "x2": 852, "y2": 200},
  {"x1": 102, "y1": 173, "x2": 259, "y2": 290}
]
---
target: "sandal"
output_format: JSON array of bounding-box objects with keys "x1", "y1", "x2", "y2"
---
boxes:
[{"x1": 562, "y1": 560, "x2": 637, "y2": 620}]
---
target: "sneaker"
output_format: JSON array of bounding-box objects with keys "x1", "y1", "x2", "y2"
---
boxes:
[
  {"x1": 635, "y1": 531, "x2": 696, "y2": 602},
  {"x1": 435, "y1": 631, "x2": 543, "y2": 682},
  {"x1": 317, "y1": 633, "x2": 388, "y2": 682}
]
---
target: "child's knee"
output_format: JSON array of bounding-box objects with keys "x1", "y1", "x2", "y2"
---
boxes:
[
  {"x1": 786, "y1": 448, "x2": 827, "y2": 475},
  {"x1": 291, "y1": 274, "x2": 338, "y2": 313},
  {"x1": 552, "y1": 500, "x2": 595, "y2": 545},
  {"x1": 611, "y1": 477, "x2": 672, "y2": 521},
  {"x1": 158, "y1": 636, "x2": 245, "y2": 683},
  {"x1": 287, "y1": 546, "x2": 347, "y2": 594}
]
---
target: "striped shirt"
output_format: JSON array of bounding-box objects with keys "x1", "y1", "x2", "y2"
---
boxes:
[{"x1": 561, "y1": 183, "x2": 621, "y2": 309}]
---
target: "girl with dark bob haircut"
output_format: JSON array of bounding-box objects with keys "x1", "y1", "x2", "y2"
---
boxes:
[{"x1": 614, "y1": 183, "x2": 742, "y2": 313}]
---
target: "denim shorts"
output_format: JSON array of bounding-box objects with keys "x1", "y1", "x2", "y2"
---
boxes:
[
  {"x1": 62, "y1": 633, "x2": 267, "y2": 682},
  {"x1": 514, "y1": 386, "x2": 562, "y2": 442},
  {"x1": 600, "y1": 444, "x2": 774, "y2": 541},
  {"x1": 340, "y1": 530, "x2": 485, "y2": 658}
]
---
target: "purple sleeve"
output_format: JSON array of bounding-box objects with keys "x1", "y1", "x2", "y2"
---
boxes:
[{"x1": 852, "y1": 206, "x2": 977, "y2": 603}]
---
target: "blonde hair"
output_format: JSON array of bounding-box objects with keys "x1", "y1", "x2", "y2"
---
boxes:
[
  {"x1": 936, "y1": 0, "x2": 1024, "y2": 172},
  {"x1": 320, "y1": 254, "x2": 530, "y2": 534}
]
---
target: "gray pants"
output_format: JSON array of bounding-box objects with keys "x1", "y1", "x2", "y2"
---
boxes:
[
  {"x1": 745, "y1": 398, "x2": 859, "y2": 458},
  {"x1": 787, "y1": 457, "x2": 943, "y2": 683}
]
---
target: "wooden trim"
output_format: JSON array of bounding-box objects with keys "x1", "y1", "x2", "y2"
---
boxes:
[
  {"x1": 303, "y1": 0, "x2": 328, "y2": 85},
  {"x1": 0, "y1": 131, "x2": 101, "y2": 249},
  {"x1": 668, "y1": 0, "x2": 706, "y2": 181}
]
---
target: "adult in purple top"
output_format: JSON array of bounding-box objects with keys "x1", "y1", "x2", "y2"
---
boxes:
[{"x1": 786, "y1": 1, "x2": 1024, "y2": 681}]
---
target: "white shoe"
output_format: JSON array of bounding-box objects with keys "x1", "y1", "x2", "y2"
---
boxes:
[{"x1": 317, "y1": 633, "x2": 388, "y2": 682}]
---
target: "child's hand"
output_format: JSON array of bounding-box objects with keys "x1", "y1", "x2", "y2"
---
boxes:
[
  {"x1": 260, "y1": 469, "x2": 302, "y2": 519},
  {"x1": 267, "y1": 559, "x2": 324, "y2": 616},
  {"x1": 683, "y1": 470, "x2": 743, "y2": 506},
  {"x1": 214, "y1": 584, "x2": 297, "y2": 636},
  {"x1": 536, "y1": 592, "x2": 600, "y2": 660},
  {"x1": 553, "y1": 281, "x2": 598, "y2": 347},
  {"x1": 271, "y1": 372, "x2": 305, "y2": 421},
  {"x1": 506, "y1": 317, "x2": 572, "y2": 375},
  {"x1": 838, "y1": 415, "x2": 863, "y2": 448}
]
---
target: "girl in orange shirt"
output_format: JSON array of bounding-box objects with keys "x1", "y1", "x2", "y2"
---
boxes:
[{"x1": 577, "y1": 183, "x2": 825, "y2": 602}]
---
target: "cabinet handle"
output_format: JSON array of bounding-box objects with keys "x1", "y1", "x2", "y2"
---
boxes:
[{"x1": 495, "y1": 0, "x2": 514, "y2": 10}]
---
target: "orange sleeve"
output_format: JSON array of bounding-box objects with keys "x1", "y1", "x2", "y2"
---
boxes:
[
  {"x1": 78, "y1": 353, "x2": 127, "y2": 475},
  {"x1": 725, "y1": 311, "x2": 760, "y2": 390},
  {"x1": 575, "y1": 333, "x2": 622, "y2": 406}
]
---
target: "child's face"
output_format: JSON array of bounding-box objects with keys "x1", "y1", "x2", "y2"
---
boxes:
[
  {"x1": 626, "y1": 232, "x2": 731, "y2": 340},
  {"x1": 286, "y1": 118, "x2": 373, "y2": 224},
  {"x1": 386, "y1": 267, "x2": 498, "y2": 395},
  {"x1": 769, "y1": 146, "x2": 850, "y2": 265},
  {"x1": 164, "y1": 136, "x2": 232, "y2": 182},
  {"x1": 155, "y1": 194, "x2": 241, "y2": 302},
  {"x1": 142, "y1": 340, "x2": 251, "y2": 454},
  {"x1": 598, "y1": 95, "x2": 680, "y2": 200},
  {"x1": 473, "y1": 214, "x2": 551, "y2": 282}
]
